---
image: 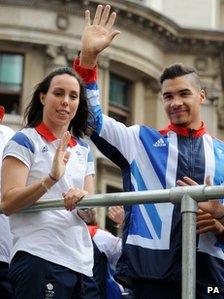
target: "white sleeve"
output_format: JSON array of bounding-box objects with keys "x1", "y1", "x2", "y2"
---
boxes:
[
  {"x1": 100, "y1": 115, "x2": 139, "y2": 164},
  {"x1": 3, "y1": 131, "x2": 34, "y2": 169},
  {"x1": 93, "y1": 229, "x2": 122, "y2": 267},
  {"x1": 86, "y1": 82, "x2": 139, "y2": 164}
]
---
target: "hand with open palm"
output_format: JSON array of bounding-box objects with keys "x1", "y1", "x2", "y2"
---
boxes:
[
  {"x1": 50, "y1": 131, "x2": 71, "y2": 181},
  {"x1": 80, "y1": 4, "x2": 120, "y2": 68}
]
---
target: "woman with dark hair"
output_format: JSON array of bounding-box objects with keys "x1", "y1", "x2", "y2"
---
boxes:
[
  {"x1": 24, "y1": 67, "x2": 89, "y2": 138},
  {"x1": 1, "y1": 66, "x2": 99, "y2": 299}
]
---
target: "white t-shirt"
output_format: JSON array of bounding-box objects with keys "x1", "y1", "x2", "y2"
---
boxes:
[
  {"x1": 0, "y1": 125, "x2": 15, "y2": 263},
  {"x1": 3, "y1": 125, "x2": 95, "y2": 276}
]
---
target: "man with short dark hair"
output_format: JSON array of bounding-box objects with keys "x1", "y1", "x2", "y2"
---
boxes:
[
  {"x1": 160, "y1": 63, "x2": 202, "y2": 87},
  {"x1": 74, "y1": 5, "x2": 224, "y2": 298}
]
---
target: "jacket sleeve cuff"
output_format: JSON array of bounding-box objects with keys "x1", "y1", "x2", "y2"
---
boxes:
[{"x1": 73, "y1": 58, "x2": 97, "y2": 84}]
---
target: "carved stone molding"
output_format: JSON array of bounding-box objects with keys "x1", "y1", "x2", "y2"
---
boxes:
[
  {"x1": 98, "y1": 56, "x2": 110, "y2": 70},
  {"x1": 66, "y1": 48, "x2": 79, "y2": 63},
  {"x1": 218, "y1": 105, "x2": 224, "y2": 129},
  {"x1": 204, "y1": 86, "x2": 220, "y2": 105},
  {"x1": 1, "y1": 0, "x2": 224, "y2": 54},
  {"x1": 146, "y1": 79, "x2": 160, "y2": 93},
  {"x1": 194, "y1": 57, "x2": 209, "y2": 72},
  {"x1": 45, "y1": 44, "x2": 78, "y2": 67},
  {"x1": 46, "y1": 45, "x2": 58, "y2": 59},
  {"x1": 56, "y1": 12, "x2": 69, "y2": 30}
]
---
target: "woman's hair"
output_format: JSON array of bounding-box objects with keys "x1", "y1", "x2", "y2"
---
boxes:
[{"x1": 24, "y1": 66, "x2": 89, "y2": 138}]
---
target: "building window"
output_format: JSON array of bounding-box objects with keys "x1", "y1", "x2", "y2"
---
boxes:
[
  {"x1": 0, "y1": 53, "x2": 24, "y2": 114},
  {"x1": 109, "y1": 72, "x2": 132, "y2": 125},
  {"x1": 105, "y1": 185, "x2": 122, "y2": 236},
  {"x1": 129, "y1": 0, "x2": 147, "y2": 5}
]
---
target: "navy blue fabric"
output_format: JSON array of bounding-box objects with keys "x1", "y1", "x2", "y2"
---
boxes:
[
  {"x1": 91, "y1": 131, "x2": 129, "y2": 170},
  {"x1": 91, "y1": 241, "x2": 107, "y2": 299},
  {"x1": 132, "y1": 279, "x2": 181, "y2": 299},
  {"x1": 0, "y1": 261, "x2": 13, "y2": 299},
  {"x1": 132, "y1": 279, "x2": 224, "y2": 299},
  {"x1": 176, "y1": 133, "x2": 205, "y2": 183},
  {"x1": 90, "y1": 238, "x2": 123, "y2": 299},
  {"x1": 9, "y1": 251, "x2": 99, "y2": 299},
  {"x1": 81, "y1": 275, "x2": 100, "y2": 299}
]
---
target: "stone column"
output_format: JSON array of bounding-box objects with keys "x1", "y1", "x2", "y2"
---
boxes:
[
  {"x1": 95, "y1": 56, "x2": 110, "y2": 228},
  {"x1": 45, "y1": 45, "x2": 78, "y2": 73},
  {"x1": 144, "y1": 80, "x2": 163, "y2": 128},
  {"x1": 132, "y1": 80, "x2": 145, "y2": 124}
]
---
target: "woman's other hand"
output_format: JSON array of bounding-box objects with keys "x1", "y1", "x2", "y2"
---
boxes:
[{"x1": 63, "y1": 188, "x2": 88, "y2": 211}]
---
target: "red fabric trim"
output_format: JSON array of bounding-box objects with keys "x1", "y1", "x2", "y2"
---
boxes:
[
  {"x1": 36, "y1": 122, "x2": 56, "y2": 142},
  {"x1": 159, "y1": 122, "x2": 206, "y2": 138},
  {"x1": 68, "y1": 137, "x2": 76, "y2": 147},
  {"x1": 35, "y1": 122, "x2": 77, "y2": 147},
  {"x1": 88, "y1": 225, "x2": 98, "y2": 238},
  {"x1": 0, "y1": 106, "x2": 5, "y2": 121},
  {"x1": 73, "y1": 58, "x2": 97, "y2": 84},
  {"x1": 159, "y1": 128, "x2": 169, "y2": 136}
]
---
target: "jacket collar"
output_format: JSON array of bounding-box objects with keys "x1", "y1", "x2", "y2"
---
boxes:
[
  {"x1": 35, "y1": 122, "x2": 77, "y2": 147},
  {"x1": 164, "y1": 121, "x2": 206, "y2": 138},
  {"x1": 0, "y1": 106, "x2": 4, "y2": 121}
]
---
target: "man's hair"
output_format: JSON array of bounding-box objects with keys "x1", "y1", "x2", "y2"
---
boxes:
[{"x1": 160, "y1": 63, "x2": 202, "y2": 90}]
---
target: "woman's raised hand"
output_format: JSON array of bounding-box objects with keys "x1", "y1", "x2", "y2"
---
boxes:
[{"x1": 50, "y1": 131, "x2": 71, "y2": 181}]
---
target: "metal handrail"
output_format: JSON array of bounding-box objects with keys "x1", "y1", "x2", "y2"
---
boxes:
[
  {"x1": 1, "y1": 184, "x2": 224, "y2": 299},
  {"x1": 0, "y1": 184, "x2": 222, "y2": 213}
]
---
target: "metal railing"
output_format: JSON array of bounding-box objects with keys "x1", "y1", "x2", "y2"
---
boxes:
[{"x1": 1, "y1": 184, "x2": 224, "y2": 299}]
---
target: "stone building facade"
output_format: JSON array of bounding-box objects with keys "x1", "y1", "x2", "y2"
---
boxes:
[{"x1": 1, "y1": 0, "x2": 224, "y2": 228}]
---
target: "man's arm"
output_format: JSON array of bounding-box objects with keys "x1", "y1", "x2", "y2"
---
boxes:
[
  {"x1": 80, "y1": 4, "x2": 120, "y2": 68},
  {"x1": 74, "y1": 5, "x2": 138, "y2": 165}
]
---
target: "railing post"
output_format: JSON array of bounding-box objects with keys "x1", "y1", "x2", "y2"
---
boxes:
[{"x1": 181, "y1": 194, "x2": 198, "y2": 299}]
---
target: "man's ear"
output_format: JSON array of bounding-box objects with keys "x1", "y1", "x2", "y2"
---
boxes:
[
  {"x1": 40, "y1": 93, "x2": 45, "y2": 105},
  {"x1": 200, "y1": 89, "x2": 206, "y2": 104}
]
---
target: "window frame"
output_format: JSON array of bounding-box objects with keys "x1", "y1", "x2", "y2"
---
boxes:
[
  {"x1": 0, "y1": 51, "x2": 24, "y2": 115},
  {"x1": 109, "y1": 71, "x2": 132, "y2": 125}
]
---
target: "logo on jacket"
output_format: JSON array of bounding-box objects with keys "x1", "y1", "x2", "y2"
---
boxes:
[
  {"x1": 75, "y1": 150, "x2": 81, "y2": 156},
  {"x1": 46, "y1": 283, "x2": 53, "y2": 291},
  {"x1": 153, "y1": 138, "x2": 166, "y2": 147},
  {"x1": 42, "y1": 145, "x2": 48, "y2": 153},
  {"x1": 75, "y1": 150, "x2": 84, "y2": 163},
  {"x1": 45, "y1": 283, "x2": 54, "y2": 298}
]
